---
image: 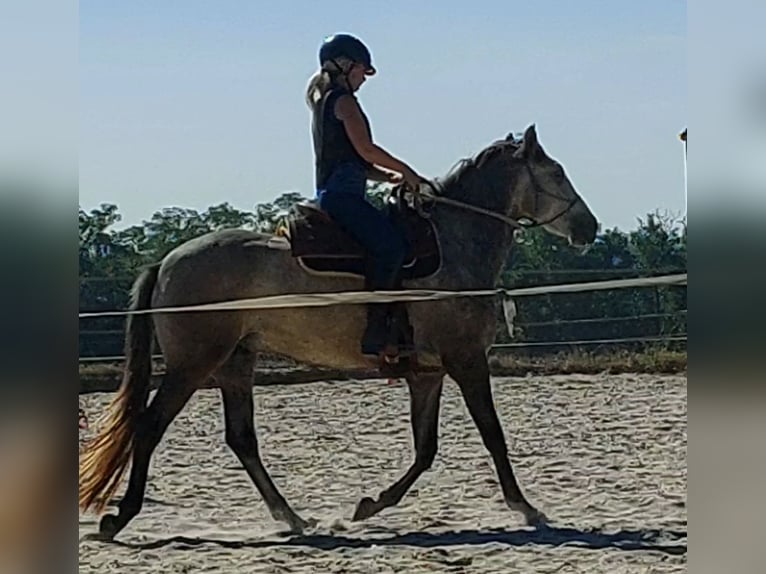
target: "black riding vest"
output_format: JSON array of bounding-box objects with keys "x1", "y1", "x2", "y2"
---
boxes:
[{"x1": 312, "y1": 86, "x2": 373, "y2": 189}]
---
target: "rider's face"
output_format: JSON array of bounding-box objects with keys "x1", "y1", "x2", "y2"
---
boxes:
[{"x1": 347, "y1": 63, "x2": 369, "y2": 91}]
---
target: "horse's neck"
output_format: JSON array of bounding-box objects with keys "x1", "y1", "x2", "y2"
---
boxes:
[
  {"x1": 432, "y1": 162, "x2": 520, "y2": 287},
  {"x1": 435, "y1": 215, "x2": 515, "y2": 287}
]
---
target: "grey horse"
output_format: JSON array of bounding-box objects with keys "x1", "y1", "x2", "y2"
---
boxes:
[{"x1": 79, "y1": 124, "x2": 598, "y2": 540}]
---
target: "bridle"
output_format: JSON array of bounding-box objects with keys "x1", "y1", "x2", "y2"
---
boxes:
[
  {"x1": 520, "y1": 162, "x2": 581, "y2": 228},
  {"x1": 400, "y1": 159, "x2": 581, "y2": 230}
]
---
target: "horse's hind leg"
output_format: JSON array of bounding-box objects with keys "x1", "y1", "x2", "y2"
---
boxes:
[
  {"x1": 216, "y1": 346, "x2": 310, "y2": 534},
  {"x1": 352, "y1": 371, "x2": 444, "y2": 521},
  {"x1": 98, "y1": 369, "x2": 200, "y2": 539}
]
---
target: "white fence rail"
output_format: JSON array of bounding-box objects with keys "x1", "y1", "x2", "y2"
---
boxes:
[
  {"x1": 79, "y1": 273, "x2": 686, "y2": 363},
  {"x1": 78, "y1": 274, "x2": 686, "y2": 319}
]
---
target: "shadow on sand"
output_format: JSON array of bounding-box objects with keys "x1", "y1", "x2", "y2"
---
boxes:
[{"x1": 97, "y1": 525, "x2": 686, "y2": 556}]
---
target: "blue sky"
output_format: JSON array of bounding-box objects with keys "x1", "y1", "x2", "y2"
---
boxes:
[{"x1": 79, "y1": 0, "x2": 686, "y2": 231}]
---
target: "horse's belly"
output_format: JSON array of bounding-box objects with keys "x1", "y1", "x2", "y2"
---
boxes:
[{"x1": 246, "y1": 306, "x2": 444, "y2": 371}]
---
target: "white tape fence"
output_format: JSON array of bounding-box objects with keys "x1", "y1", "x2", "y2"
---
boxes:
[{"x1": 79, "y1": 273, "x2": 686, "y2": 319}]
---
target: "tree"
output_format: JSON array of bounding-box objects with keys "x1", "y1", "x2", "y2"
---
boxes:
[
  {"x1": 497, "y1": 210, "x2": 686, "y2": 345},
  {"x1": 79, "y1": 204, "x2": 121, "y2": 277},
  {"x1": 254, "y1": 192, "x2": 307, "y2": 233}
]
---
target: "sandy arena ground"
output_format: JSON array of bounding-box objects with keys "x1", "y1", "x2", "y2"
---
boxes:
[{"x1": 79, "y1": 373, "x2": 687, "y2": 573}]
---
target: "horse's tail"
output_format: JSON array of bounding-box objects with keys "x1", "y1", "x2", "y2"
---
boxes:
[{"x1": 78, "y1": 263, "x2": 160, "y2": 514}]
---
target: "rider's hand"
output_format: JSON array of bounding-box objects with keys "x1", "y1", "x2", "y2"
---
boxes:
[
  {"x1": 401, "y1": 167, "x2": 423, "y2": 193},
  {"x1": 387, "y1": 172, "x2": 403, "y2": 184}
]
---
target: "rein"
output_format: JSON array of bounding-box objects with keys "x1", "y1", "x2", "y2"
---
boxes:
[
  {"x1": 415, "y1": 186, "x2": 526, "y2": 229},
  {"x1": 398, "y1": 161, "x2": 581, "y2": 230}
]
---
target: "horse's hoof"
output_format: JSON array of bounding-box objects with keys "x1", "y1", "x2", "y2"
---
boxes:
[
  {"x1": 286, "y1": 515, "x2": 311, "y2": 535},
  {"x1": 525, "y1": 508, "x2": 549, "y2": 528},
  {"x1": 352, "y1": 496, "x2": 378, "y2": 521},
  {"x1": 305, "y1": 516, "x2": 319, "y2": 529},
  {"x1": 292, "y1": 515, "x2": 318, "y2": 534},
  {"x1": 508, "y1": 499, "x2": 549, "y2": 528},
  {"x1": 97, "y1": 514, "x2": 120, "y2": 541}
]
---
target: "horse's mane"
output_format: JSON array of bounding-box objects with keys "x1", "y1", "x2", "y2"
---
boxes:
[{"x1": 434, "y1": 134, "x2": 521, "y2": 193}]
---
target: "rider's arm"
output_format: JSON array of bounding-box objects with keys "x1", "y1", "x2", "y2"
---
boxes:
[
  {"x1": 367, "y1": 166, "x2": 396, "y2": 182},
  {"x1": 335, "y1": 95, "x2": 415, "y2": 177}
]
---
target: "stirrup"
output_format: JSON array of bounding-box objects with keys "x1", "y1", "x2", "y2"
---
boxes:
[
  {"x1": 378, "y1": 351, "x2": 419, "y2": 378},
  {"x1": 382, "y1": 342, "x2": 400, "y2": 363}
]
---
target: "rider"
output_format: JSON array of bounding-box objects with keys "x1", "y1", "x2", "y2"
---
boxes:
[{"x1": 305, "y1": 33, "x2": 424, "y2": 358}]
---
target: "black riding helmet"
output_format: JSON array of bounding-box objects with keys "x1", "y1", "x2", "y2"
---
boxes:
[{"x1": 319, "y1": 33, "x2": 376, "y2": 76}]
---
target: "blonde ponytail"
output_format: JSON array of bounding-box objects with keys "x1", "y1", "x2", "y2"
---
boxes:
[
  {"x1": 304, "y1": 57, "x2": 355, "y2": 112},
  {"x1": 305, "y1": 69, "x2": 332, "y2": 111}
]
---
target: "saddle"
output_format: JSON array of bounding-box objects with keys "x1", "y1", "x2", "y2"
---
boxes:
[
  {"x1": 286, "y1": 188, "x2": 441, "y2": 280},
  {"x1": 284, "y1": 188, "x2": 442, "y2": 377}
]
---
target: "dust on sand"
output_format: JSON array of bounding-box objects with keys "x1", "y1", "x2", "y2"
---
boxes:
[{"x1": 79, "y1": 373, "x2": 686, "y2": 573}]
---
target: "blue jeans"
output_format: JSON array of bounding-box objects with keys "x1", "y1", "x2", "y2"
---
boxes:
[{"x1": 317, "y1": 164, "x2": 409, "y2": 289}]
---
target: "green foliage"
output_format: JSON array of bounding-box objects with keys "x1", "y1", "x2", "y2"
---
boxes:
[
  {"x1": 497, "y1": 210, "x2": 687, "y2": 346},
  {"x1": 365, "y1": 182, "x2": 389, "y2": 209}
]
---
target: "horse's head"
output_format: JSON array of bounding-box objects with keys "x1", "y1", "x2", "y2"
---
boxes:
[{"x1": 509, "y1": 125, "x2": 598, "y2": 247}]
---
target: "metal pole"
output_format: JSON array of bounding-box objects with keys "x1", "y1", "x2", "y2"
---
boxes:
[{"x1": 679, "y1": 128, "x2": 687, "y2": 217}]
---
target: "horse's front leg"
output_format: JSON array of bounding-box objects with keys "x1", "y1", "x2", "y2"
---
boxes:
[{"x1": 443, "y1": 349, "x2": 547, "y2": 527}]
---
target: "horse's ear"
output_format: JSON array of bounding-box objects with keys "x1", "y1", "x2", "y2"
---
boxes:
[
  {"x1": 523, "y1": 124, "x2": 538, "y2": 147},
  {"x1": 521, "y1": 124, "x2": 541, "y2": 159}
]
